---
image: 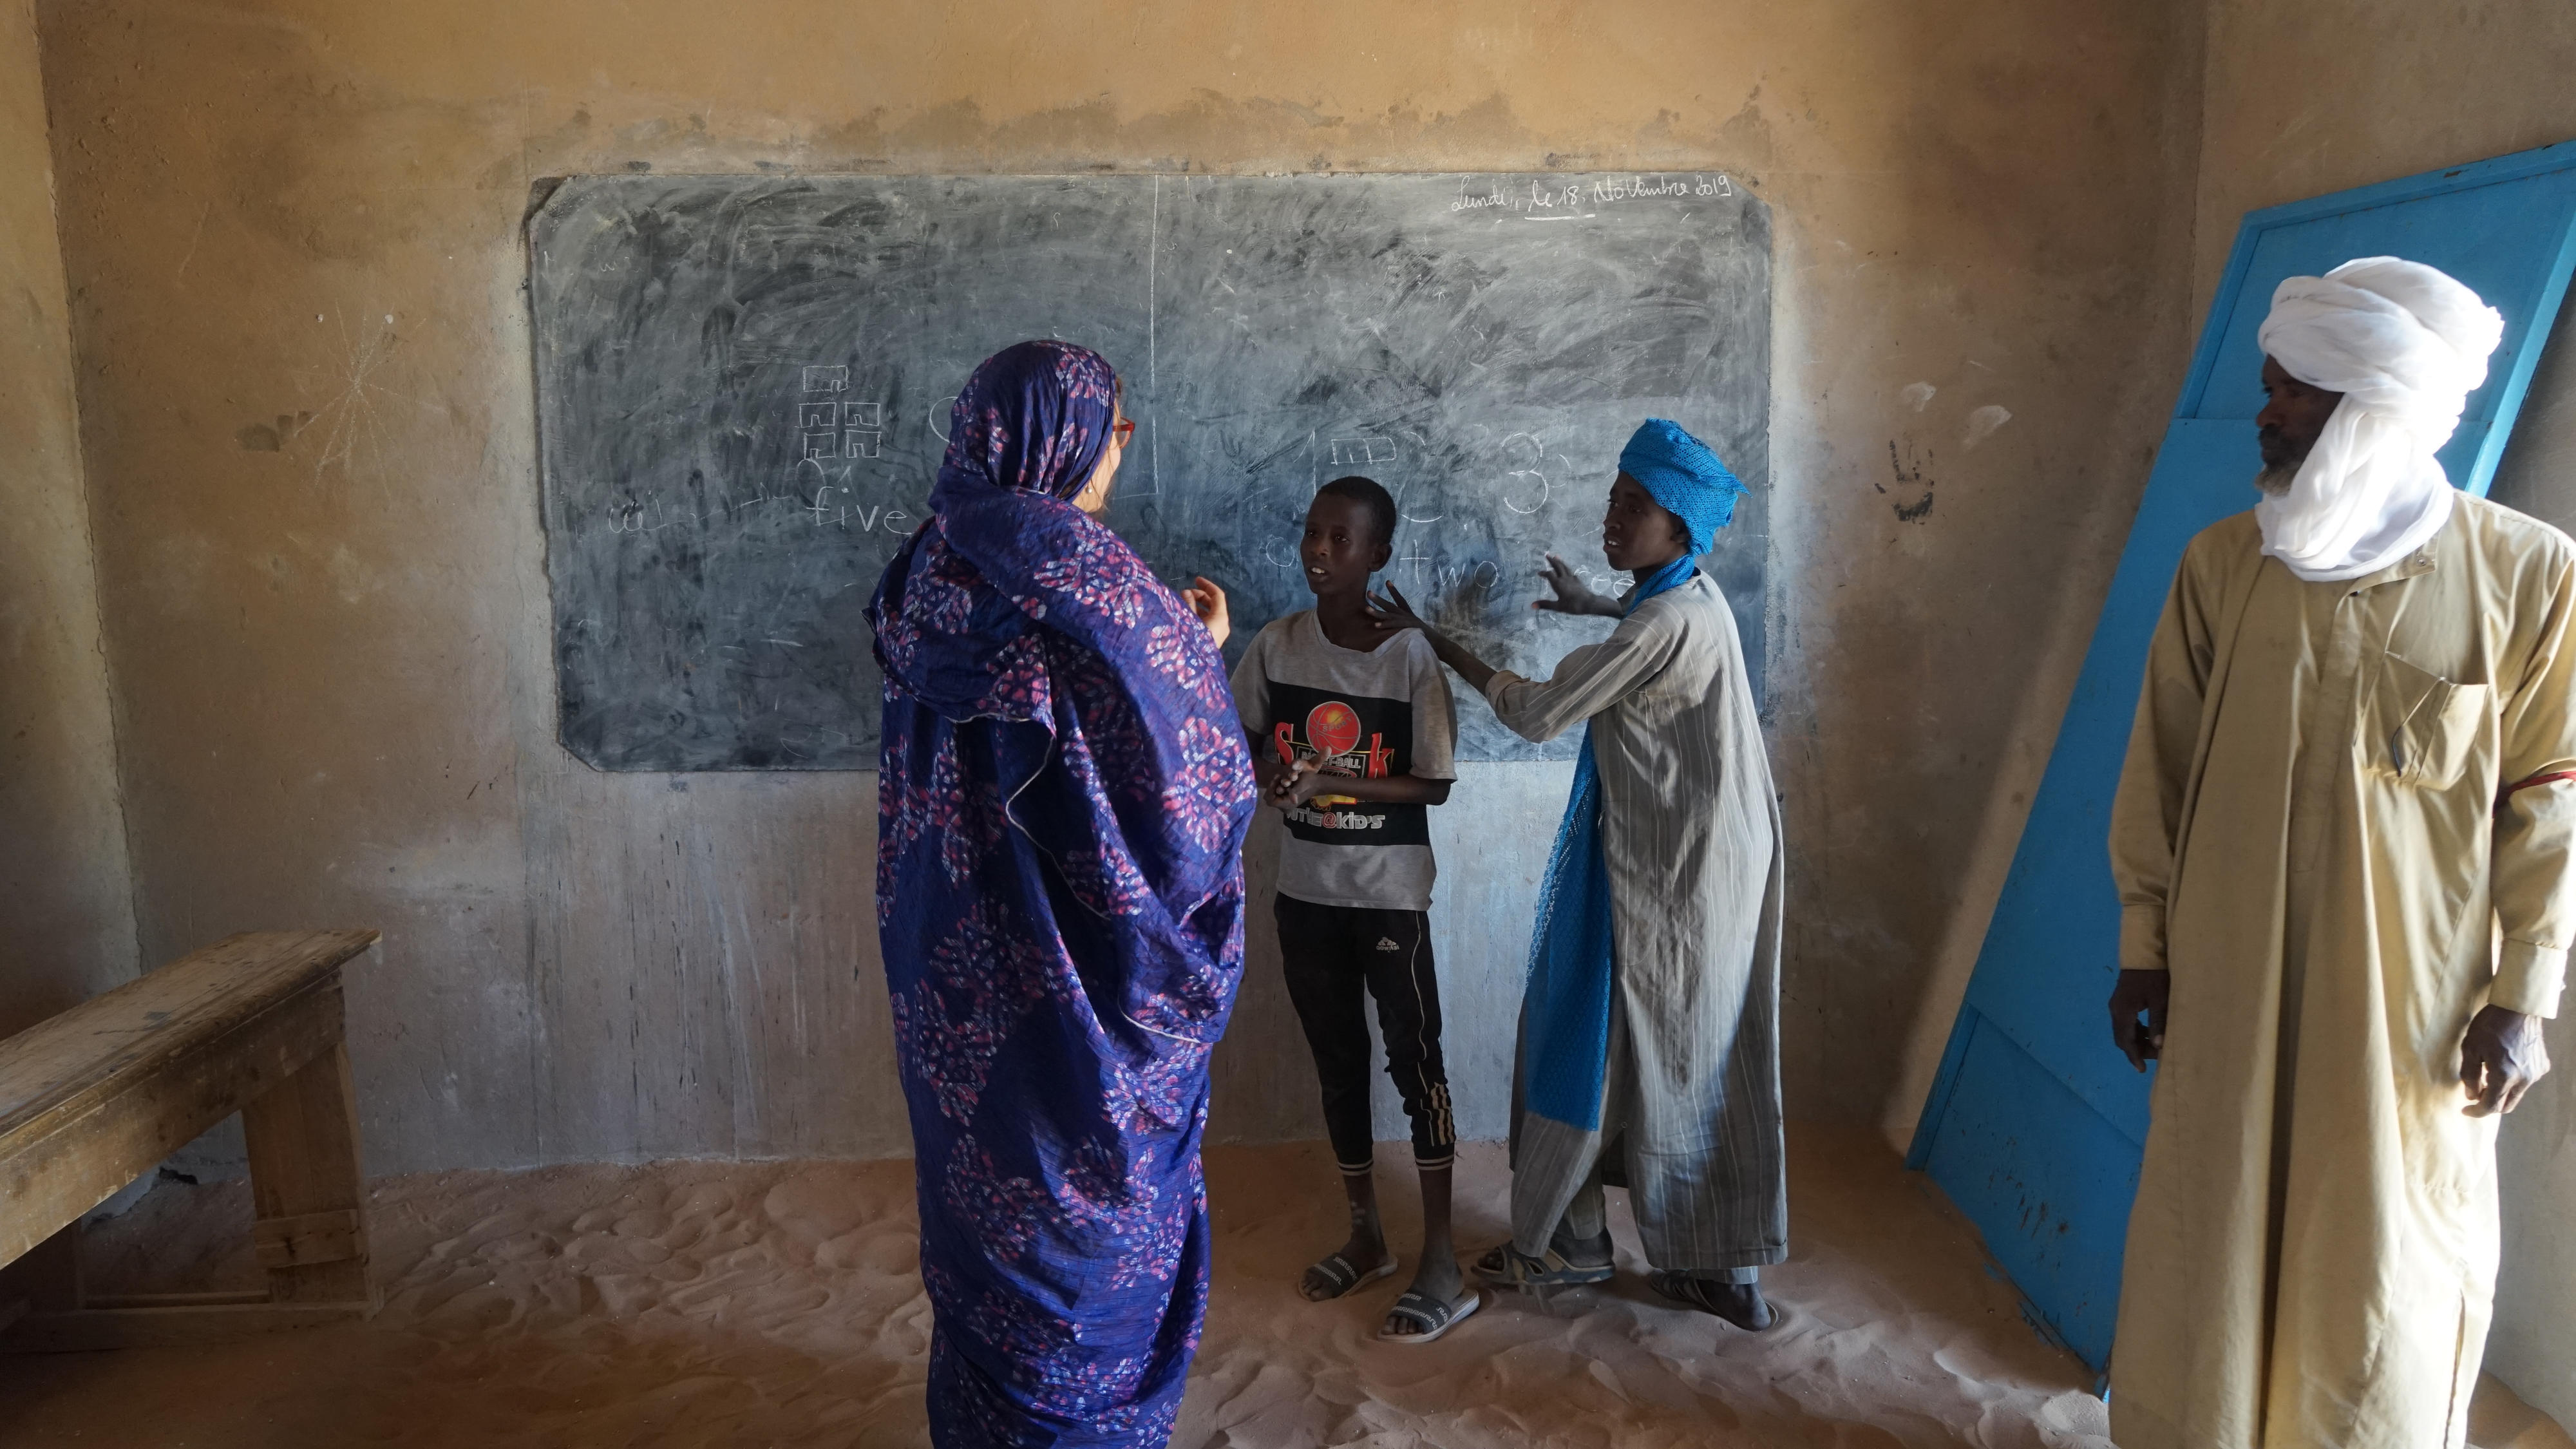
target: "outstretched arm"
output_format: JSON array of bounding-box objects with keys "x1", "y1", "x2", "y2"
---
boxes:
[
  {"x1": 1365, "y1": 582, "x2": 1501, "y2": 697},
  {"x1": 1484, "y1": 605, "x2": 1682, "y2": 745},
  {"x1": 1368, "y1": 576, "x2": 1678, "y2": 745}
]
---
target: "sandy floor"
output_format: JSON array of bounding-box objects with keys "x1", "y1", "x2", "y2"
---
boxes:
[{"x1": 0, "y1": 1129, "x2": 2561, "y2": 1447}]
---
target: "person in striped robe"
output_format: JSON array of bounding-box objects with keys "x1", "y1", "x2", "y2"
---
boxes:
[{"x1": 1367, "y1": 418, "x2": 1788, "y2": 1333}]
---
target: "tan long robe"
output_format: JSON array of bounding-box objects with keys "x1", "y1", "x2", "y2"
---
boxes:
[{"x1": 2108, "y1": 497, "x2": 2576, "y2": 1449}]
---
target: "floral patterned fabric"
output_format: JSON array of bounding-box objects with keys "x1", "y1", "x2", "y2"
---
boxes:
[{"x1": 869, "y1": 342, "x2": 1255, "y2": 1448}]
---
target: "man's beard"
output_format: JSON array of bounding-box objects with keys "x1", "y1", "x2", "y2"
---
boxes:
[{"x1": 2257, "y1": 425, "x2": 2311, "y2": 496}]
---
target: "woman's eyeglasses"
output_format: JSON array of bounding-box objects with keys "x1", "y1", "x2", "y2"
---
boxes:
[{"x1": 1112, "y1": 419, "x2": 1137, "y2": 446}]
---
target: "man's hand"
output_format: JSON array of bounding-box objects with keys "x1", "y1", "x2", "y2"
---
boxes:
[
  {"x1": 2460, "y1": 1005, "x2": 2551, "y2": 1117},
  {"x1": 2108, "y1": 969, "x2": 2169, "y2": 1072},
  {"x1": 1365, "y1": 582, "x2": 1434, "y2": 639},
  {"x1": 1367, "y1": 582, "x2": 1501, "y2": 697},
  {"x1": 1179, "y1": 576, "x2": 1230, "y2": 649},
  {"x1": 1532, "y1": 553, "x2": 1618, "y2": 617}
]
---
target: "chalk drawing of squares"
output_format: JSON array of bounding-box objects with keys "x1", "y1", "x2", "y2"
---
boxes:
[
  {"x1": 802, "y1": 365, "x2": 849, "y2": 393},
  {"x1": 1330, "y1": 436, "x2": 1397, "y2": 466},
  {"x1": 797, "y1": 402, "x2": 838, "y2": 429},
  {"x1": 802, "y1": 430, "x2": 840, "y2": 460},
  {"x1": 846, "y1": 430, "x2": 882, "y2": 459},
  {"x1": 844, "y1": 401, "x2": 885, "y2": 428}
]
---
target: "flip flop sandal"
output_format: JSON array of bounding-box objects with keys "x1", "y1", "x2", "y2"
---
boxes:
[
  {"x1": 1378, "y1": 1288, "x2": 1482, "y2": 1344},
  {"x1": 1301, "y1": 1252, "x2": 1397, "y2": 1302},
  {"x1": 1649, "y1": 1269, "x2": 1778, "y2": 1331},
  {"x1": 1472, "y1": 1242, "x2": 1614, "y2": 1290}
]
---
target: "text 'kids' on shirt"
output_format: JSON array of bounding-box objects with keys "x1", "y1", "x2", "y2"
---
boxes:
[{"x1": 1231, "y1": 611, "x2": 1459, "y2": 913}]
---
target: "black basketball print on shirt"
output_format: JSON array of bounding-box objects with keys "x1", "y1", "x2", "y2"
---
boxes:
[{"x1": 1263, "y1": 681, "x2": 1430, "y2": 848}]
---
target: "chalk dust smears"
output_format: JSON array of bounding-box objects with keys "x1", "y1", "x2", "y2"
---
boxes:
[{"x1": 5, "y1": 1127, "x2": 2550, "y2": 1446}]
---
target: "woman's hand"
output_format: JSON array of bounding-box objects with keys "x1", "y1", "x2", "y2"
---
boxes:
[
  {"x1": 1533, "y1": 552, "x2": 1618, "y2": 616},
  {"x1": 1180, "y1": 576, "x2": 1230, "y2": 649}
]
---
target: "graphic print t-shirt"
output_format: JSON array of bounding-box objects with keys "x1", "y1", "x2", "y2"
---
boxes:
[{"x1": 1230, "y1": 611, "x2": 1457, "y2": 911}]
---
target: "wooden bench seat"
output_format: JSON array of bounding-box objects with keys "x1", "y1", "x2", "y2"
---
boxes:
[{"x1": 0, "y1": 929, "x2": 380, "y2": 1350}]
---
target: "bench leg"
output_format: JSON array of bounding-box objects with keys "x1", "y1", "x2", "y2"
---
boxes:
[
  {"x1": 0, "y1": 1222, "x2": 82, "y2": 1318},
  {"x1": 240, "y1": 1041, "x2": 375, "y2": 1311}
]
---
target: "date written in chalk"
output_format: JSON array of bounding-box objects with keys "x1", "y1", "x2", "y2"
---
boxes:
[{"x1": 1451, "y1": 175, "x2": 1736, "y2": 216}]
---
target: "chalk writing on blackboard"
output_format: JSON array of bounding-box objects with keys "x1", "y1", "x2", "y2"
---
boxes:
[{"x1": 531, "y1": 174, "x2": 1770, "y2": 770}]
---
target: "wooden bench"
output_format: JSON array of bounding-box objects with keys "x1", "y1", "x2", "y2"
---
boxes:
[{"x1": 0, "y1": 929, "x2": 381, "y2": 1350}]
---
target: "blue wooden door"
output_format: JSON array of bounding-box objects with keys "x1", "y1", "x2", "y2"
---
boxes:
[{"x1": 1906, "y1": 140, "x2": 2576, "y2": 1373}]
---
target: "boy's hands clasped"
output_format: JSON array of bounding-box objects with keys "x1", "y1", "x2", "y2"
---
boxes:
[
  {"x1": 1248, "y1": 750, "x2": 1347, "y2": 812},
  {"x1": 1265, "y1": 758, "x2": 1338, "y2": 810}
]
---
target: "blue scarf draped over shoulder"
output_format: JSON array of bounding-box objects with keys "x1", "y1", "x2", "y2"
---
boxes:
[{"x1": 1519, "y1": 552, "x2": 1699, "y2": 1132}]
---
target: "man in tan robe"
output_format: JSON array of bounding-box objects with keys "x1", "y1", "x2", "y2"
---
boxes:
[{"x1": 2108, "y1": 257, "x2": 2564, "y2": 1448}]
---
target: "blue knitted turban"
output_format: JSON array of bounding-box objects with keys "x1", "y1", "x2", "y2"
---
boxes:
[{"x1": 1617, "y1": 418, "x2": 1743, "y2": 554}]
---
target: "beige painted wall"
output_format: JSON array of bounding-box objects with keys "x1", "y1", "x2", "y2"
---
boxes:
[
  {"x1": 30, "y1": 0, "x2": 2204, "y2": 1175},
  {"x1": 0, "y1": 0, "x2": 136, "y2": 1039},
  {"x1": 2177, "y1": 0, "x2": 2576, "y2": 1425}
]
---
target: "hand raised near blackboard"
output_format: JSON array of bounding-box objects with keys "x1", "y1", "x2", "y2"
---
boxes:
[
  {"x1": 1178, "y1": 576, "x2": 1231, "y2": 649},
  {"x1": 1367, "y1": 583, "x2": 1500, "y2": 697},
  {"x1": 1533, "y1": 553, "x2": 1621, "y2": 617}
]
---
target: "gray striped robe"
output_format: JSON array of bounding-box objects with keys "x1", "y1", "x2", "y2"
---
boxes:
[{"x1": 1483, "y1": 573, "x2": 1787, "y2": 1274}]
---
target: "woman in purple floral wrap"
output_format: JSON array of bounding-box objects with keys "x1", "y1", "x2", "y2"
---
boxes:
[{"x1": 869, "y1": 341, "x2": 1256, "y2": 1447}]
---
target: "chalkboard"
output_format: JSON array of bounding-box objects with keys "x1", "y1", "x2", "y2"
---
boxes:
[{"x1": 529, "y1": 173, "x2": 1770, "y2": 770}]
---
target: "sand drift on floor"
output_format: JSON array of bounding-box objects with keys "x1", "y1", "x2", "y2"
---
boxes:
[{"x1": 5, "y1": 1130, "x2": 2130, "y2": 1446}]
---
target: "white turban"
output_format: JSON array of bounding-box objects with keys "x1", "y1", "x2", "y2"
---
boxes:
[{"x1": 2253, "y1": 257, "x2": 2505, "y2": 581}]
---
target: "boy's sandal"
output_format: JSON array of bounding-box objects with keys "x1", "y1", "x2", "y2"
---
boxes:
[
  {"x1": 1648, "y1": 1269, "x2": 1778, "y2": 1332},
  {"x1": 1471, "y1": 1242, "x2": 1615, "y2": 1290},
  {"x1": 1300, "y1": 1252, "x2": 1397, "y2": 1302},
  {"x1": 1378, "y1": 1288, "x2": 1482, "y2": 1344}
]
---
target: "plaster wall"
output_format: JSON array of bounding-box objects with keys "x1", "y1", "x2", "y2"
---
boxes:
[
  {"x1": 0, "y1": 0, "x2": 136, "y2": 1039},
  {"x1": 2183, "y1": 0, "x2": 2576, "y2": 1425},
  {"x1": 32, "y1": 0, "x2": 2204, "y2": 1174}
]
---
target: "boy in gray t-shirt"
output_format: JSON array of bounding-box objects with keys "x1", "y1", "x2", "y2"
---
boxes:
[{"x1": 1231, "y1": 477, "x2": 1474, "y2": 1343}]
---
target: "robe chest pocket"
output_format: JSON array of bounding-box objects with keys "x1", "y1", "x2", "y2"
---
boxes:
[{"x1": 2365, "y1": 653, "x2": 2491, "y2": 790}]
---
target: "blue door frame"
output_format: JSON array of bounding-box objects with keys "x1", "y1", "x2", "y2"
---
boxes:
[{"x1": 1906, "y1": 139, "x2": 2576, "y2": 1374}]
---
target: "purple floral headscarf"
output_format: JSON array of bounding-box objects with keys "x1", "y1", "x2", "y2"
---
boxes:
[{"x1": 940, "y1": 339, "x2": 1120, "y2": 501}]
